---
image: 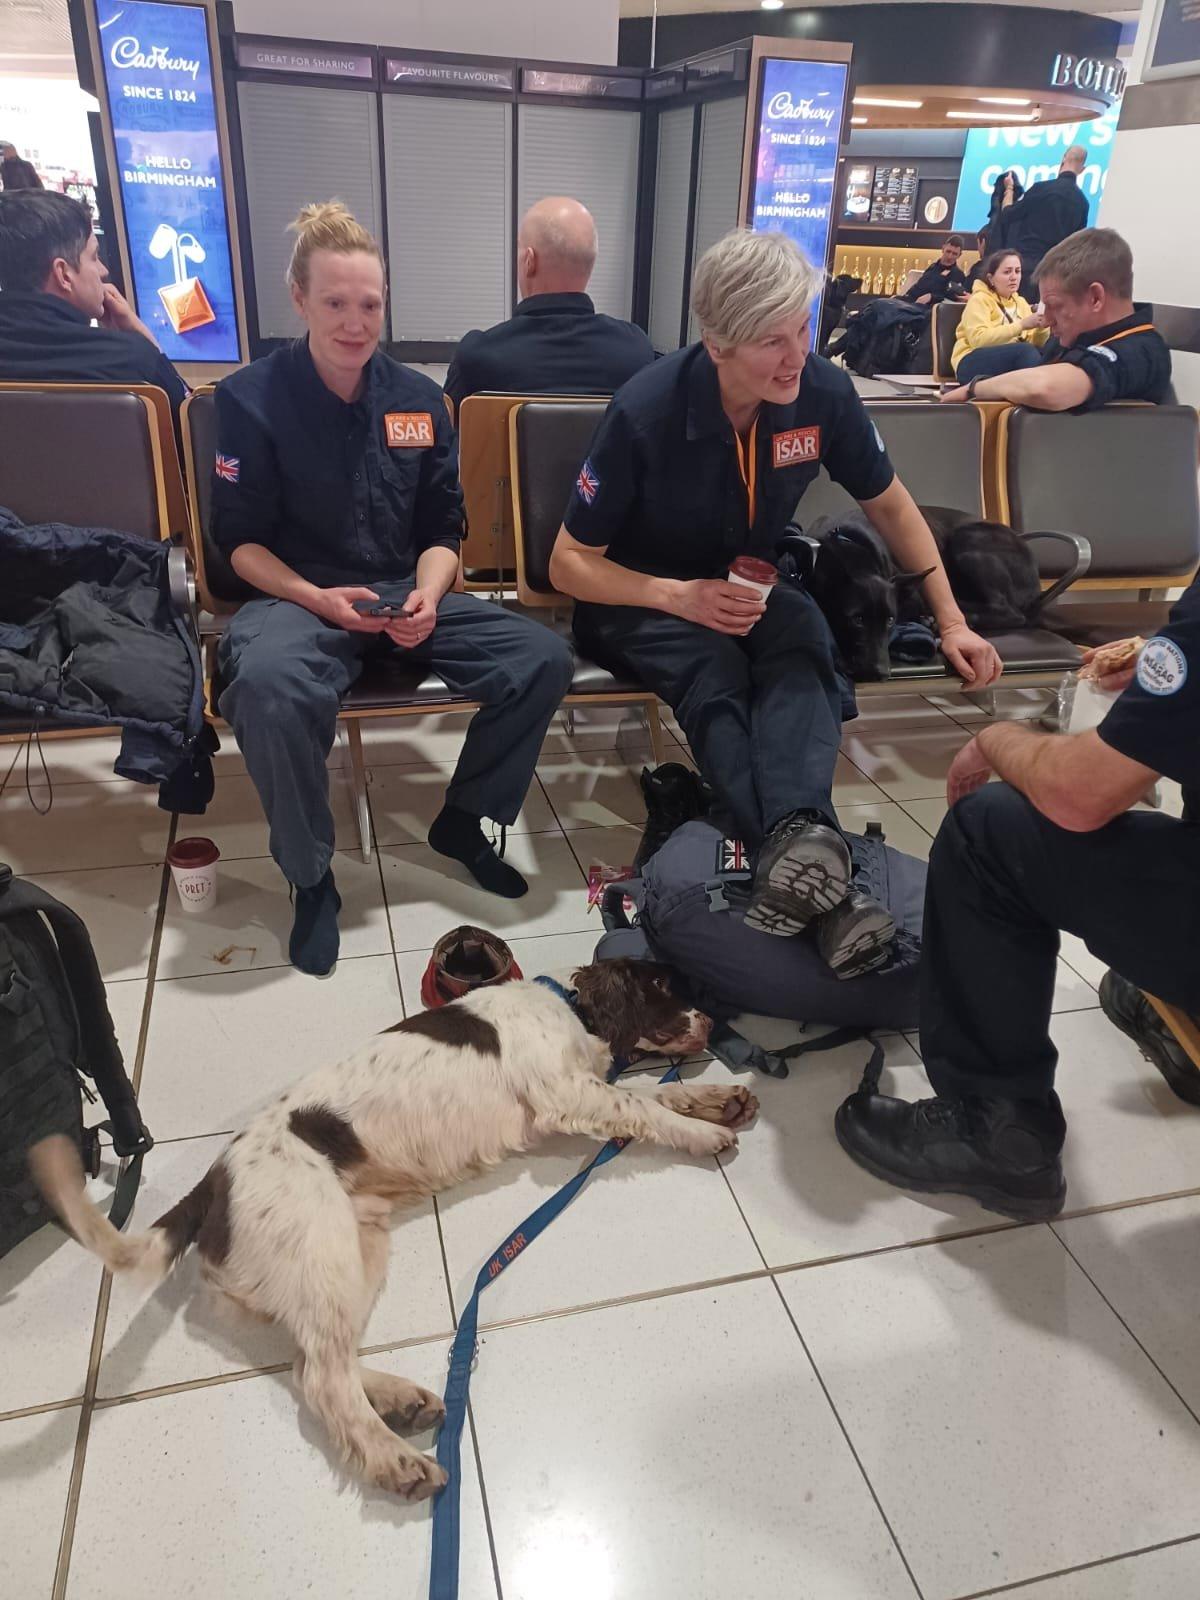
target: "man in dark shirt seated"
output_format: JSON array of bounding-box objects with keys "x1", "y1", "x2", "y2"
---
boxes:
[
  {"x1": 444, "y1": 196, "x2": 654, "y2": 410},
  {"x1": 940, "y1": 228, "x2": 1170, "y2": 411},
  {"x1": 902, "y1": 235, "x2": 970, "y2": 306},
  {"x1": 0, "y1": 191, "x2": 188, "y2": 419},
  {"x1": 993, "y1": 145, "x2": 1090, "y2": 300}
]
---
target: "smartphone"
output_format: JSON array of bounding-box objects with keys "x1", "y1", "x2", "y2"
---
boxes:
[{"x1": 352, "y1": 600, "x2": 407, "y2": 617}]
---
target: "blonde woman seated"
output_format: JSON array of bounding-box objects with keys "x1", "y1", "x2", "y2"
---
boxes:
[{"x1": 951, "y1": 249, "x2": 1049, "y2": 386}]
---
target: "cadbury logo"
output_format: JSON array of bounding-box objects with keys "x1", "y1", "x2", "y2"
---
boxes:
[
  {"x1": 765, "y1": 92, "x2": 837, "y2": 126},
  {"x1": 110, "y1": 36, "x2": 201, "y2": 80}
]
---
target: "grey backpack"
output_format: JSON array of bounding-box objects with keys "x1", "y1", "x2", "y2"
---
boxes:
[{"x1": 596, "y1": 820, "x2": 925, "y2": 1074}]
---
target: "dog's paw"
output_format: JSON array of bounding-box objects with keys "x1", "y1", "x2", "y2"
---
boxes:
[
  {"x1": 675, "y1": 1084, "x2": 760, "y2": 1131},
  {"x1": 683, "y1": 1121, "x2": 738, "y2": 1157},
  {"x1": 373, "y1": 1446, "x2": 449, "y2": 1501},
  {"x1": 718, "y1": 1085, "x2": 759, "y2": 1131},
  {"x1": 363, "y1": 1372, "x2": 446, "y2": 1435}
]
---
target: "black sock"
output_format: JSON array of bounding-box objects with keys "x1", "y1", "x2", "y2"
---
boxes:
[
  {"x1": 289, "y1": 868, "x2": 342, "y2": 976},
  {"x1": 428, "y1": 805, "x2": 528, "y2": 899}
]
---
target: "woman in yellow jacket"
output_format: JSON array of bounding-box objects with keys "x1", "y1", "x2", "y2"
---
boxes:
[{"x1": 951, "y1": 249, "x2": 1050, "y2": 384}]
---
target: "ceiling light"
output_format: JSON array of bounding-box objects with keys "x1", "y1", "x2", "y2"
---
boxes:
[
  {"x1": 850, "y1": 116, "x2": 868, "y2": 124},
  {"x1": 946, "y1": 108, "x2": 1037, "y2": 121},
  {"x1": 760, "y1": 0, "x2": 784, "y2": 9},
  {"x1": 853, "y1": 96, "x2": 924, "y2": 109},
  {"x1": 978, "y1": 96, "x2": 1031, "y2": 106}
]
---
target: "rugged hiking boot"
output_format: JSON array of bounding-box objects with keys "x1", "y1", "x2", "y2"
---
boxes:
[
  {"x1": 1100, "y1": 970, "x2": 1200, "y2": 1107},
  {"x1": 835, "y1": 1085, "x2": 1067, "y2": 1220},
  {"x1": 420, "y1": 926, "x2": 523, "y2": 1009},
  {"x1": 633, "y1": 763, "x2": 712, "y2": 871},
  {"x1": 744, "y1": 812, "x2": 851, "y2": 937},
  {"x1": 815, "y1": 889, "x2": 896, "y2": 979}
]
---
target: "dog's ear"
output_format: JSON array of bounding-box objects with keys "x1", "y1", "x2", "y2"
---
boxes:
[
  {"x1": 894, "y1": 566, "x2": 935, "y2": 589},
  {"x1": 569, "y1": 961, "x2": 643, "y2": 1057}
]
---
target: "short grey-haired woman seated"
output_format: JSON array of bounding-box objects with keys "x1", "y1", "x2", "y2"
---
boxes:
[{"x1": 549, "y1": 227, "x2": 999, "y2": 971}]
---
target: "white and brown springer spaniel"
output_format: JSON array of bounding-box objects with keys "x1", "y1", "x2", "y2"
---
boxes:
[{"x1": 32, "y1": 959, "x2": 757, "y2": 1501}]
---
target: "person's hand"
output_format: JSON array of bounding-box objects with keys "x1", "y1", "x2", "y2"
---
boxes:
[
  {"x1": 939, "y1": 384, "x2": 970, "y2": 404},
  {"x1": 98, "y1": 283, "x2": 157, "y2": 345},
  {"x1": 383, "y1": 587, "x2": 438, "y2": 649},
  {"x1": 940, "y1": 622, "x2": 1002, "y2": 688},
  {"x1": 916, "y1": 293, "x2": 932, "y2": 306},
  {"x1": 1020, "y1": 311, "x2": 1047, "y2": 331},
  {"x1": 670, "y1": 579, "x2": 766, "y2": 636},
  {"x1": 947, "y1": 734, "x2": 994, "y2": 806},
  {"x1": 1079, "y1": 639, "x2": 1140, "y2": 693},
  {"x1": 1003, "y1": 175, "x2": 1014, "y2": 195},
  {"x1": 954, "y1": 291, "x2": 970, "y2": 302},
  {"x1": 310, "y1": 586, "x2": 391, "y2": 633}
]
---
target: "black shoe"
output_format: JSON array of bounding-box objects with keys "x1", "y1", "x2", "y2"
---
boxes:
[
  {"x1": 289, "y1": 868, "x2": 342, "y2": 977},
  {"x1": 835, "y1": 1085, "x2": 1067, "y2": 1220},
  {"x1": 815, "y1": 889, "x2": 896, "y2": 978},
  {"x1": 1099, "y1": 970, "x2": 1200, "y2": 1107},
  {"x1": 632, "y1": 763, "x2": 710, "y2": 871},
  {"x1": 744, "y1": 812, "x2": 851, "y2": 938}
]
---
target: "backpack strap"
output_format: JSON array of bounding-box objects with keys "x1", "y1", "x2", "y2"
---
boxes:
[
  {"x1": 708, "y1": 1019, "x2": 886, "y2": 1084},
  {"x1": 0, "y1": 867, "x2": 152, "y2": 1228}
]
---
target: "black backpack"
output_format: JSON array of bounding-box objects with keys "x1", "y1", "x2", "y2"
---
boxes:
[{"x1": 0, "y1": 864, "x2": 152, "y2": 1257}]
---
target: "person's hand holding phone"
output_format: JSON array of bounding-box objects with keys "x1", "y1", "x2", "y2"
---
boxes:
[
  {"x1": 312, "y1": 587, "x2": 391, "y2": 633},
  {"x1": 383, "y1": 588, "x2": 438, "y2": 649}
]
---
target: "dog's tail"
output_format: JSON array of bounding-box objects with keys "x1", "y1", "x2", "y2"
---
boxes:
[{"x1": 28, "y1": 1134, "x2": 198, "y2": 1285}]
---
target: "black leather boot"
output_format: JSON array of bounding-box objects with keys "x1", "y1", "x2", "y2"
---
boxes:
[
  {"x1": 1100, "y1": 970, "x2": 1200, "y2": 1107},
  {"x1": 633, "y1": 763, "x2": 711, "y2": 871},
  {"x1": 835, "y1": 1084, "x2": 1067, "y2": 1220},
  {"x1": 815, "y1": 888, "x2": 896, "y2": 978},
  {"x1": 744, "y1": 811, "x2": 851, "y2": 937}
]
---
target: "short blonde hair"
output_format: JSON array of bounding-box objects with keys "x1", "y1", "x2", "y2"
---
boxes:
[
  {"x1": 690, "y1": 228, "x2": 821, "y2": 348},
  {"x1": 286, "y1": 199, "x2": 384, "y2": 294}
]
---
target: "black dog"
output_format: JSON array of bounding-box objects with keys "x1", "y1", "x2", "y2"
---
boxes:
[{"x1": 922, "y1": 506, "x2": 1043, "y2": 634}]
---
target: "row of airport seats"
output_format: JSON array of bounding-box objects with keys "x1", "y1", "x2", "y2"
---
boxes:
[{"x1": 2, "y1": 380, "x2": 1198, "y2": 843}]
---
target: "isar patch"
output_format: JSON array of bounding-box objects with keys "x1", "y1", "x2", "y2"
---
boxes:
[{"x1": 384, "y1": 412, "x2": 435, "y2": 448}]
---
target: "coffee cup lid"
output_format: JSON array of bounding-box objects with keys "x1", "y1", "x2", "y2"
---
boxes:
[
  {"x1": 730, "y1": 556, "x2": 779, "y2": 585},
  {"x1": 168, "y1": 836, "x2": 220, "y2": 868}
]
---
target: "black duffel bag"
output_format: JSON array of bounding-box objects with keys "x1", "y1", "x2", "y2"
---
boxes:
[{"x1": 0, "y1": 863, "x2": 152, "y2": 1257}]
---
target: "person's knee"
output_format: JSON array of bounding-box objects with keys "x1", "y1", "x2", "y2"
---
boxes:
[
  {"x1": 1013, "y1": 344, "x2": 1043, "y2": 369},
  {"x1": 222, "y1": 648, "x2": 337, "y2": 730},
  {"x1": 937, "y1": 783, "x2": 1033, "y2": 869},
  {"x1": 528, "y1": 625, "x2": 574, "y2": 695}
]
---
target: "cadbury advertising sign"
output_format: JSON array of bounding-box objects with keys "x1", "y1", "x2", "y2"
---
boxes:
[{"x1": 98, "y1": 0, "x2": 240, "y2": 362}]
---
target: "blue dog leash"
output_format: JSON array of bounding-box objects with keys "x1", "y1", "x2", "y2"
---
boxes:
[{"x1": 429, "y1": 976, "x2": 680, "y2": 1600}]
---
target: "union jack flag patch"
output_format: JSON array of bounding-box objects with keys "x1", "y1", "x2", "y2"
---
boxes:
[
  {"x1": 720, "y1": 837, "x2": 750, "y2": 874},
  {"x1": 215, "y1": 453, "x2": 240, "y2": 484},
  {"x1": 576, "y1": 458, "x2": 599, "y2": 505}
]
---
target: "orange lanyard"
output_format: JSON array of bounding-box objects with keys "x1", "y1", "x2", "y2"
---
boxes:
[
  {"x1": 732, "y1": 416, "x2": 759, "y2": 526},
  {"x1": 1096, "y1": 322, "x2": 1155, "y2": 346}
]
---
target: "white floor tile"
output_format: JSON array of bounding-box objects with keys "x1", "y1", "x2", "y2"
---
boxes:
[
  {"x1": 193, "y1": 770, "x2": 359, "y2": 861},
  {"x1": 353, "y1": 709, "x2": 490, "y2": 767},
  {"x1": 0, "y1": 1406, "x2": 80, "y2": 1595},
  {"x1": 369, "y1": 760, "x2": 557, "y2": 847},
  {"x1": 853, "y1": 692, "x2": 958, "y2": 726},
  {"x1": 394, "y1": 930, "x2": 602, "y2": 1014},
  {"x1": 1059, "y1": 929, "x2": 1109, "y2": 988},
  {"x1": 471, "y1": 1278, "x2": 914, "y2": 1600},
  {"x1": 138, "y1": 954, "x2": 404, "y2": 1140},
  {"x1": 831, "y1": 749, "x2": 892, "y2": 805},
  {"x1": 1053, "y1": 959, "x2": 1101, "y2": 1012},
  {"x1": 0, "y1": 1153, "x2": 116, "y2": 1410},
  {"x1": 24, "y1": 732, "x2": 125, "y2": 785},
  {"x1": 1056, "y1": 1197, "x2": 1200, "y2": 1420},
  {"x1": 991, "y1": 1538, "x2": 1200, "y2": 1597},
  {"x1": 25, "y1": 865, "x2": 162, "y2": 981},
  {"x1": 0, "y1": 780, "x2": 171, "y2": 872},
  {"x1": 70, "y1": 1344, "x2": 497, "y2": 1600},
  {"x1": 898, "y1": 794, "x2": 949, "y2": 838},
  {"x1": 437, "y1": 1088, "x2": 762, "y2": 1327},
  {"x1": 379, "y1": 831, "x2": 589, "y2": 953},
  {"x1": 931, "y1": 684, "x2": 1056, "y2": 724},
  {"x1": 780, "y1": 1227, "x2": 1200, "y2": 1600},
  {"x1": 98, "y1": 1134, "x2": 451, "y2": 1398},
  {"x1": 536, "y1": 750, "x2": 648, "y2": 832},
  {"x1": 838, "y1": 719, "x2": 973, "y2": 803},
  {"x1": 1055, "y1": 1008, "x2": 1200, "y2": 1212},
  {"x1": 711, "y1": 1034, "x2": 1006, "y2": 1265},
  {"x1": 155, "y1": 848, "x2": 390, "y2": 979}
]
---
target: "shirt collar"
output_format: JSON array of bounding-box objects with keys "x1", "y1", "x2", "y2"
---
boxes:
[
  {"x1": 0, "y1": 289, "x2": 93, "y2": 328},
  {"x1": 291, "y1": 335, "x2": 377, "y2": 421},
  {"x1": 1065, "y1": 305, "x2": 1151, "y2": 349},
  {"x1": 513, "y1": 292, "x2": 595, "y2": 319},
  {"x1": 686, "y1": 345, "x2": 732, "y2": 441}
]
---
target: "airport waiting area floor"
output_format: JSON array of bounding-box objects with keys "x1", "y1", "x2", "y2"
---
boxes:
[{"x1": 3, "y1": 689, "x2": 1200, "y2": 1600}]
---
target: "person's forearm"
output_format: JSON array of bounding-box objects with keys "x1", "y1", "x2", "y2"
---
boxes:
[
  {"x1": 975, "y1": 723, "x2": 1152, "y2": 830},
  {"x1": 964, "y1": 364, "x2": 1092, "y2": 410},
  {"x1": 550, "y1": 543, "x2": 680, "y2": 614},
  {"x1": 415, "y1": 544, "x2": 459, "y2": 601},
  {"x1": 229, "y1": 543, "x2": 322, "y2": 607},
  {"x1": 863, "y1": 483, "x2": 965, "y2": 631}
]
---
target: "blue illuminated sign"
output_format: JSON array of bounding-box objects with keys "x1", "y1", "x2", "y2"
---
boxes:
[
  {"x1": 97, "y1": 0, "x2": 240, "y2": 363},
  {"x1": 749, "y1": 56, "x2": 849, "y2": 329},
  {"x1": 951, "y1": 102, "x2": 1120, "y2": 235}
]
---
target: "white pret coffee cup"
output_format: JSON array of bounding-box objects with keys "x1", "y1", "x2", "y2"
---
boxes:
[
  {"x1": 727, "y1": 555, "x2": 780, "y2": 604},
  {"x1": 167, "y1": 836, "x2": 220, "y2": 914}
]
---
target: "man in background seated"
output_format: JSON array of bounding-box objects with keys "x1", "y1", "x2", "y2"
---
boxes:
[
  {"x1": 940, "y1": 228, "x2": 1170, "y2": 412},
  {"x1": 444, "y1": 196, "x2": 654, "y2": 410},
  {"x1": 992, "y1": 144, "x2": 1090, "y2": 299},
  {"x1": 0, "y1": 191, "x2": 188, "y2": 419},
  {"x1": 902, "y1": 235, "x2": 969, "y2": 306},
  {"x1": 836, "y1": 587, "x2": 1200, "y2": 1220}
]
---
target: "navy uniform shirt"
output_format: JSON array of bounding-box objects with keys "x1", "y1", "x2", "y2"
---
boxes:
[
  {"x1": 902, "y1": 262, "x2": 968, "y2": 305},
  {"x1": 993, "y1": 172, "x2": 1089, "y2": 273},
  {"x1": 211, "y1": 338, "x2": 462, "y2": 588},
  {"x1": 1100, "y1": 579, "x2": 1200, "y2": 789},
  {"x1": 0, "y1": 289, "x2": 189, "y2": 420},
  {"x1": 562, "y1": 342, "x2": 895, "y2": 580},
  {"x1": 444, "y1": 292, "x2": 655, "y2": 411},
  {"x1": 1045, "y1": 305, "x2": 1173, "y2": 411}
]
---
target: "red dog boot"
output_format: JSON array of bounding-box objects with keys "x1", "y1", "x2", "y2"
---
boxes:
[{"x1": 420, "y1": 926, "x2": 523, "y2": 1009}]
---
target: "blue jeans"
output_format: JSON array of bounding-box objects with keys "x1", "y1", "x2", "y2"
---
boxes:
[{"x1": 956, "y1": 344, "x2": 1043, "y2": 383}]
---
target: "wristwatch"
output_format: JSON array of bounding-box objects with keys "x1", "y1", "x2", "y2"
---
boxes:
[{"x1": 965, "y1": 377, "x2": 981, "y2": 399}]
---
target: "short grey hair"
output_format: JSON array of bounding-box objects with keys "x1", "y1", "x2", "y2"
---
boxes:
[
  {"x1": 1037, "y1": 227, "x2": 1133, "y2": 300},
  {"x1": 690, "y1": 228, "x2": 822, "y2": 348}
]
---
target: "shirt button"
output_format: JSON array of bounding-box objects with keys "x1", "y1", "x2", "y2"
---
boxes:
[
  {"x1": 354, "y1": 471, "x2": 361, "y2": 480},
  {"x1": 358, "y1": 512, "x2": 365, "y2": 523}
]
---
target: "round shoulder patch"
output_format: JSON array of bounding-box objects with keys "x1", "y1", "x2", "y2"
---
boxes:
[{"x1": 1136, "y1": 636, "x2": 1188, "y2": 697}]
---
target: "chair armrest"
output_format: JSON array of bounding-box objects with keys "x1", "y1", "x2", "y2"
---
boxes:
[
  {"x1": 167, "y1": 541, "x2": 198, "y2": 632},
  {"x1": 1022, "y1": 530, "x2": 1093, "y2": 612}
]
